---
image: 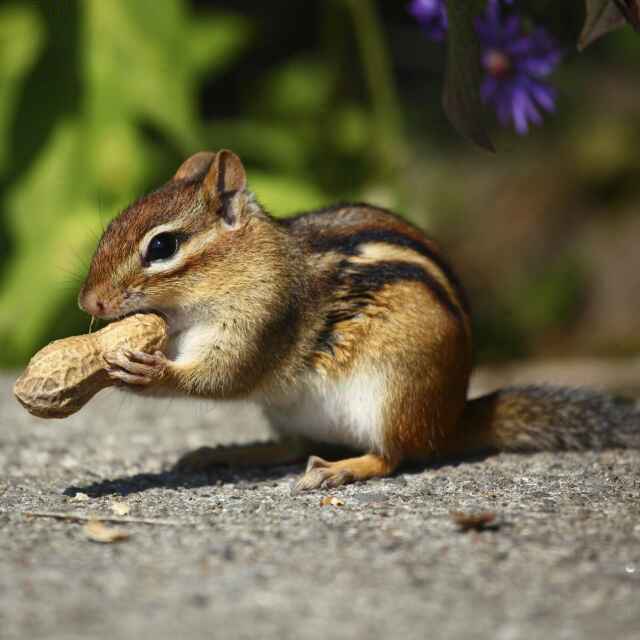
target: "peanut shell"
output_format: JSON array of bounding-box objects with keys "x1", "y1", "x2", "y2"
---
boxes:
[{"x1": 13, "y1": 313, "x2": 168, "y2": 419}]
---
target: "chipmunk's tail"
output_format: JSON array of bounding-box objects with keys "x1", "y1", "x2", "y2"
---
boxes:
[{"x1": 459, "y1": 385, "x2": 640, "y2": 453}]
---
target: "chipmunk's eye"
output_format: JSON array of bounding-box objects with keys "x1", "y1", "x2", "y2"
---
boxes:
[{"x1": 145, "y1": 232, "x2": 179, "y2": 262}]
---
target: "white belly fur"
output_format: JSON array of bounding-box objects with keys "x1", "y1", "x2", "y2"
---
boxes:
[
  {"x1": 261, "y1": 371, "x2": 385, "y2": 452},
  {"x1": 166, "y1": 321, "x2": 225, "y2": 364}
]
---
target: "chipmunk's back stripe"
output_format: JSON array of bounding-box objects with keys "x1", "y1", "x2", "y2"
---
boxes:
[
  {"x1": 344, "y1": 261, "x2": 463, "y2": 321},
  {"x1": 316, "y1": 259, "x2": 464, "y2": 356},
  {"x1": 308, "y1": 228, "x2": 470, "y2": 314},
  {"x1": 317, "y1": 259, "x2": 465, "y2": 353}
]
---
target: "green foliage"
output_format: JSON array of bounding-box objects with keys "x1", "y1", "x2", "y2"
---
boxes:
[
  {"x1": 0, "y1": 5, "x2": 43, "y2": 175},
  {"x1": 0, "y1": 0, "x2": 254, "y2": 365},
  {"x1": 507, "y1": 259, "x2": 588, "y2": 336},
  {"x1": 0, "y1": 1, "x2": 382, "y2": 366},
  {"x1": 1, "y1": 0, "x2": 638, "y2": 368},
  {"x1": 473, "y1": 260, "x2": 588, "y2": 362}
]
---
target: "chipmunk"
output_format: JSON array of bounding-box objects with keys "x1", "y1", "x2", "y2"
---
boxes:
[{"x1": 78, "y1": 150, "x2": 640, "y2": 490}]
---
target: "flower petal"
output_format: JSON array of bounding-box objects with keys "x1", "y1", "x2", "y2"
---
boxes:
[{"x1": 475, "y1": 1, "x2": 561, "y2": 134}]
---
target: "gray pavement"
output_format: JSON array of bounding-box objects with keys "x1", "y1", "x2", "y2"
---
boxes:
[{"x1": 1, "y1": 372, "x2": 640, "y2": 640}]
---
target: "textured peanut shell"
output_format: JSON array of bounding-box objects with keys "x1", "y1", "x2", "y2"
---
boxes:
[{"x1": 13, "y1": 314, "x2": 168, "y2": 419}]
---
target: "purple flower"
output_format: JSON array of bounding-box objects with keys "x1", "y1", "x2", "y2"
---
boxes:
[
  {"x1": 476, "y1": 3, "x2": 562, "y2": 134},
  {"x1": 408, "y1": 0, "x2": 562, "y2": 135},
  {"x1": 408, "y1": 0, "x2": 447, "y2": 42}
]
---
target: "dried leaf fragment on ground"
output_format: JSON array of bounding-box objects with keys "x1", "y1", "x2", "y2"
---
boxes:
[
  {"x1": 450, "y1": 510, "x2": 498, "y2": 532},
  {"x1": 320, "y1": 496, "x2": 344, "y2": 507},
  {"x1": 110, "y1": 501, "x2": 130, "y2": 516},
  {"x1": 84, "y1": 519, "x2": 130, "y2": 543}
]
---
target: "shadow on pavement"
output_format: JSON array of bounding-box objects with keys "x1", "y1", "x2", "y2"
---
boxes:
[
  {"x1": 63, "y1": 464, "x2": 300, "y2": 497},
  {"x1": 63, "y1": 445, "x2": 493, "y2": 498}
]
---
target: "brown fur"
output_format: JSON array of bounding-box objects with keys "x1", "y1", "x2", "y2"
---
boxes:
[{"x1": 79, "y1": 151, "x2": 640, "y2": 490}]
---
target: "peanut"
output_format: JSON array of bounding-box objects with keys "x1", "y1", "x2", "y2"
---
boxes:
[{"x1": 13, "y1": 314, "x2": 168, "y2": 419}]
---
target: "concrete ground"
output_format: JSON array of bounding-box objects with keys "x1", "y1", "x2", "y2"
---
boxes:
[{"x1": 1, "y1": 372, "x2": 640, "y2": 640}]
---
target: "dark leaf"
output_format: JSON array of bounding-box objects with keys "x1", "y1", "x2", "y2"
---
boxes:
[
  {"x1": 614, "y1": 0, "x2": 640, "y2": 30},
  {"x1": 579, "y1": 0, "x2": 636, "y2": 50},
  {"x1": 443, "y1": 0, "x2": 494, "y2": 151}
]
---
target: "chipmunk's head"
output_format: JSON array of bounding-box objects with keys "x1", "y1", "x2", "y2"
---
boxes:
[{"x1": 79, "y1": 150, "x2": 266, "y2": 325}]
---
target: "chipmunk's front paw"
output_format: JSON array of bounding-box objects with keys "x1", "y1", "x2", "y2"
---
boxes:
[{"x1": 104, "y1": 350, "x2": 169, "y2": 386}]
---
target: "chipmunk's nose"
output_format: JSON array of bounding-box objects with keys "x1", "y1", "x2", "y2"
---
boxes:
[{"x1": 78, "y1": 290, "x2": 107, "y2": 317}]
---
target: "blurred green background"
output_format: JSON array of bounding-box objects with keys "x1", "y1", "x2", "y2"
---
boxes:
[{"x1": 1, "y1": 0, "x2": 639, "y2": 368}]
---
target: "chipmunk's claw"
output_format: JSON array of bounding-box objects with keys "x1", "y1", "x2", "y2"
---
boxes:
[{"x1": 104, "y1": 349, "x2": 168, "y2": 386}]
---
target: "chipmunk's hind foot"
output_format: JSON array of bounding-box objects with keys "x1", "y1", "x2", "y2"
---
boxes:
[{"x1": 293, "y1": 453, "x2": 397, "y2": 492}]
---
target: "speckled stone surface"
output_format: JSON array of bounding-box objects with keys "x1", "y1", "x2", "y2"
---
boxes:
[{"x1": 1, "y1": 373, "x2": 639, "y2": 640}]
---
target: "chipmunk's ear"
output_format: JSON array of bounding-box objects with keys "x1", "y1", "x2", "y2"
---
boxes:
[
  {"x1": 173, "y1": 151, "x2": 216, "y2": 181},
  {"x1": 203, "y1": 149, "x2": 247, "y2": 197}
]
